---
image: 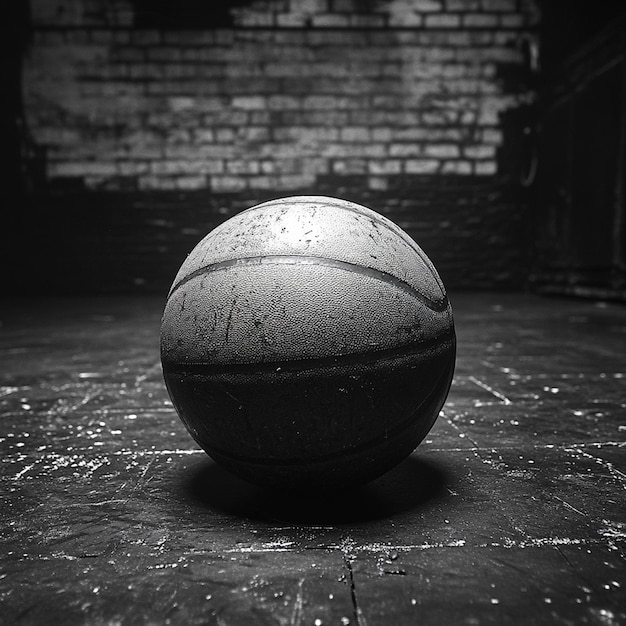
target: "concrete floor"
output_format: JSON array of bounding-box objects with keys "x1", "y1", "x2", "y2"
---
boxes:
[{"x1": 1, "y1": 293, "x2": 624, "y2": 625}]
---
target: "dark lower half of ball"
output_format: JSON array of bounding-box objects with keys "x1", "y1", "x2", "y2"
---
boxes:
[{"x1": 162, "y1": 332, "x2": 455, "y2": 490}]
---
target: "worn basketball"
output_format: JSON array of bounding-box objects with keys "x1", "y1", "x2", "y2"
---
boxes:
[{"x1": 160, "y1": 196, "x2": 455, "y2": 490}]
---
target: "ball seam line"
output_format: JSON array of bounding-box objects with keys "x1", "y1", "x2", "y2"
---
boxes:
[
  {"x1": 161, "y1": 328, "x2": 455, "y2": 374},
  {"x1": 236, "y1": 195, "x2": 446, "y2": 294},
  {"x1": 168, "y1": 254, "x2": 448, "y2": 312}
]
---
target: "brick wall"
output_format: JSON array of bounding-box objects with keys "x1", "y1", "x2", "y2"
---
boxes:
[
  {"x1": 24, "y1": 0, "x2": 538, "y2": 194},
  {"x1": 13, "y1": 0, "x2": 540, "y2": 293}
]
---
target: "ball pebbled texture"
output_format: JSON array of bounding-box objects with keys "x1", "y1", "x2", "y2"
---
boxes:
[{"x1": 161, "y1": 196, "x2": 456, "y2": 490}]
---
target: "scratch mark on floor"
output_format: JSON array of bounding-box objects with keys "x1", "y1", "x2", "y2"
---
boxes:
[
  {"x1": 135, "y1": 362, "x2": 162, "y2": 386},
  {"x1": 225, "y1": 539, "x2": 297, "y2": 553},
  {"x1": 440, "y1": 409, "x2": 483, "y2": 454},
  {"x1": 565, "y1": 447, "x2": 626, "y2": 486},
  {"x1": 468, "y1": 376, "x2": 513, "y2": 405},
  {"x1": 12, "y1": 461, "x2": 38, "y2": 480},
  {"x1": 46, "y1": 386, "x2": 102, "y2": 418},
  {"x1": 62, "y1": 499, "x2": 128, "y2": 508},
  {"x1": 290, "y1": 577, "x2": 305, "y2": 626},
  {"x1": 0, "y1": 386, "x2": 22, "y2": 398},
  {"x1": 122, "y1": 457, "x2": 155, "y2": 503},
  {"x1": 554, "y1": 495, "x2": 587, "y2": 517}
]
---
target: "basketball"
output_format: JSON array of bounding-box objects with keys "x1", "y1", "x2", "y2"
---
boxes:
[{"x1": 160, "y1": 196, "x2": 455, "y2": 490}]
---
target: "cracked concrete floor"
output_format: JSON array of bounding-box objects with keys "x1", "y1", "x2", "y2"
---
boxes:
[{"x1": 1, "y1": 293, "x2": 625, "y2": 625}]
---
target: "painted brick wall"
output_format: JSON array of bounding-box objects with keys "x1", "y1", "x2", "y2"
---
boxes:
[{"x1": 23, "y1": 0, "x2": 539, "y2": 194}]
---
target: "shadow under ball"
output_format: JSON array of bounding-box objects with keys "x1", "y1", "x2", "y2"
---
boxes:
[{"x1": 160, "y1": 196, "x2": 456, "y2": 490}]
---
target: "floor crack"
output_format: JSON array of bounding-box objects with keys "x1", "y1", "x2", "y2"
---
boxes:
[
  {"x1": 554, "y1": 544, "x2": 598, "y2": 596},
  {"x1": 342, "y1": 550, "x2": 367, "y2": 626}
]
